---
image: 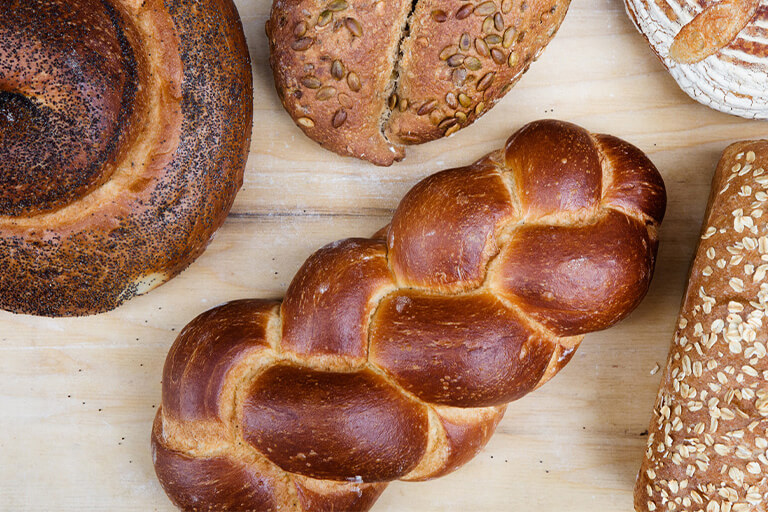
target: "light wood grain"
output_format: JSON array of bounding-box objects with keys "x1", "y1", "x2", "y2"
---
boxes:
[{"x1": 2, "y1": 0, "x2": 767, "y2": 509}]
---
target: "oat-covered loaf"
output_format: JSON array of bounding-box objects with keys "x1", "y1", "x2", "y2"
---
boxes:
[
  {"x1": 636, "y1": 142, "x2": 768, "y2": 511},
  {"x1": 152, "y1": 120, "x2": 666, "y2": 511},
  {"x1": 267, "y1": 0, "x2": 570, "y2": 165},
  {"x1": 625, "y1": 0, "x2": 768, "y2": 119},
  {"x1": 0, "y1": 0, "x2": 252, "y2": 316}
]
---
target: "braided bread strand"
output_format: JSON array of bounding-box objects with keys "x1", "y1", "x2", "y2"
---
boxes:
[{"x1": 151, "y1": 120, "x2": 666, "y2": 511}]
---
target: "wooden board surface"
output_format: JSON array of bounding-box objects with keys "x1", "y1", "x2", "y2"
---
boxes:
[{"x1": 3, "y1": 0, "x2": 768, "y2": 509}]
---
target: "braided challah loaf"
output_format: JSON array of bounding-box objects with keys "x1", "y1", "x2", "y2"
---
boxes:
[
  {"x1": 151, "y1": 120, "x2": 667, "y2": 511},
  {"x1": 0, "y1": 0, "x2": 252, "y2": 316}
]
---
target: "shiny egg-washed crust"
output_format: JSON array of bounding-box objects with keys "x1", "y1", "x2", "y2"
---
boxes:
[
  {"x1": 635, "y1": 143, "x2": 768, "y2": 512},
  {"x1": 624, "y1": 0, "x2": 768, "y2": 119},
  {"x1": 152, "y1": 120, "x2": 666, "y2": 511},
  {"x1": 0, "y1": 0, "x2": 252, "y2": 316},
  {"x1": 267, "y1": 0, "x2": 570, "y2": 165}
]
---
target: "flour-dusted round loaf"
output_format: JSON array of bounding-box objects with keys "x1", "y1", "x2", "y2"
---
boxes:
[
  {"x1": 152, "y1": 120, "x2": 667, "y2": 511},
  {"x1": 625, "y1": 0, "x2": 768, "y2": 119},
  {"x1": 0, "y1": 0, "x2": 253, "y2": 316},
  {"x1": 267, "y1": 0, "x2": 571, "y2": 165}
]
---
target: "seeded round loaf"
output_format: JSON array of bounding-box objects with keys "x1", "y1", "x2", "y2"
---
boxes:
[
  {"x1": 0, "y1": 0, "x2": 252, "y2": 316},
  {"x1": 152, "y1": 120, "x2": 666, "y2": 511},
  {"x1": 625, "y1": 0, "x2": 768, "y2": 119},
  {"x1": 267, "y1": 0, "x2": 571, "y2": 165}
]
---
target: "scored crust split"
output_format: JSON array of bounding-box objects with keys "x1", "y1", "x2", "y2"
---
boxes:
[
  {"x1": 624, "y1": 0, "x2": 768, "y2": 119},
  {"x1": 267, "y1": 0, "x2": 571, "y2": 165}
]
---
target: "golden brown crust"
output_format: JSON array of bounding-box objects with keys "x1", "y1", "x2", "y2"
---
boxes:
[
  {"x1": 267, "y1": 0, "x2": 571, "y2": 164},
  {"x1": 635, "y1": 142, "x2": 768, "y2": 512},
  {"x1": 281, "y1": 238, "x2": 396, "y2": 364},
  {"x1": 292, "y1": 476, "x2": 388, "y2": 511},
  {"x1": 152, "y1": 414, "x2": 286, "y2": 512},
  {"x1": 243, "y1": 365, "x2": 430, "y2": 481},
  {"x1": 388, "y1": 161, "x2": 516, "y2": 292},
  {"x1": 595, "y1": 133, "x2": 667, "y2": 224},
  {"x1": 504, "y1": 118, "x2": 602, "y2": 216},
  {"x1": 420, "y1": 405, "x2": 506, "y2": 480},
  {"x1": 161, "y1": 300, "x2": 279, "y2": 423},
  {"x1": 370, "y1": 291, "x2": 555, "y2": 406},
  {"x1": 494, "y1": 211, "x2": 656, "y2": 336},
  {"x1": 152, "y1": 120, "x2": 666, "y2": 511},
  {"x1": 0, "y1": 0, "x2": 253, "y2": 316},
  {"x1": 668, "y1": 0, "x2": 760, "y2": 65}
]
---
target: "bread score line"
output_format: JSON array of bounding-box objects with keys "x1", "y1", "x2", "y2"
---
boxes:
[{"x1": 624, "y1": 0, "x2": 768, "y2": 119}]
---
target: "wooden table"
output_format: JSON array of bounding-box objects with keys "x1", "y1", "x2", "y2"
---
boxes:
[{"x1": 3, "y1": 0, "x2": 768, "y2": 509}]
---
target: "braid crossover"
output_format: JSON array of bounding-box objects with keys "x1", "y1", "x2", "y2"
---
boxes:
[{"x1": 151, "y1": 120, "x2": 667, "y2": 511}]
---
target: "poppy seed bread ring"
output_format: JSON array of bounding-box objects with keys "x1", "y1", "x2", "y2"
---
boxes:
[{"x1": 0, "y1": 0, "x2": 253, "y2": 316}]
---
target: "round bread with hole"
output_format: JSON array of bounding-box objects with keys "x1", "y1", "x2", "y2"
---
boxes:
[
  {"x1": 267, "y1": 0, "x2": 571, "y2": 165},
  {"x1": 0, "y1": 0, "x2": 253, "y2": 316}
]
